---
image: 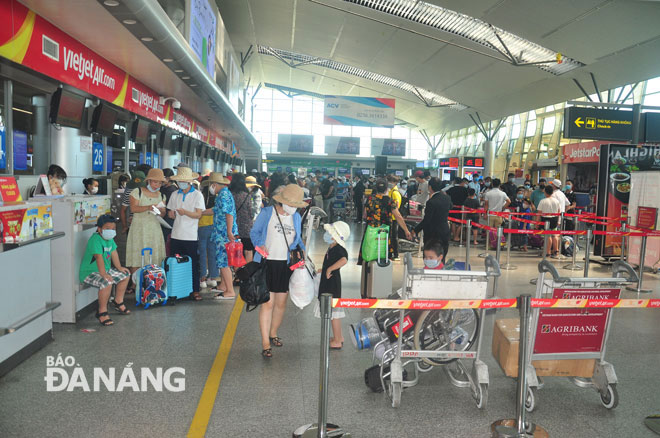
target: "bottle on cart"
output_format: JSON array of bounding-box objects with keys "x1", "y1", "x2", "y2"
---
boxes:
[{"x1": 450, "y1": 326, "x2": 468, "y2": 347}]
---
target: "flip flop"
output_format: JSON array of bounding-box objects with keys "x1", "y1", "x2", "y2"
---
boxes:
[{"x1": 213, "y1": 292, "x2": 236, "y2": 300}]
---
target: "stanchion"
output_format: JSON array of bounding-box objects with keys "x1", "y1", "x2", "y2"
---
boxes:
[
  {"x1": 466, "y1": 220, "x2": 472, "y2": 268},
  {"x1": 563, "y1": 218, "x2": 583, "y2": 271},
  {"x1": 492, "y1": 226, "x2": 503, "y2": 293},
  {"x1": 479, "y1": 212, "x2": 491, "y2": 258},
  {"x1": 457, "y1": 212, "x2": 465, "y2": 248},
  {"x1": 491, "y1": 295, "x2": 547, "y2": 437},
  {"x1": 501, "y1": 222, "x2": 517, "y2": 270},
  {"x1": 621, "y1": 221, "x2": 628, "y2": 262},
  {"x1": 293, "y1": 294, "x2": 350, "y2": 438},
  {"x1": 626, "y1": 235, "x2": 652, "y2": 294},
  {"x1": 583, "y1": 227, "x2": 592, "y2": 278},
  {"x1": 530, "y1": 222, "x2": 550, "y2": 285}
]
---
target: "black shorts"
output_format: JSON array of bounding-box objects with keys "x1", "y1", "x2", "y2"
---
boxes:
[
  {"x1": 241, "y1": 237, "x2": 255, "y2": 251},
  {"x1": 543, "y1": 217, "x2": 559, "y2": 230},
  {"x1": 265, "y1": 260, "x2": 291, "y2": 293}
]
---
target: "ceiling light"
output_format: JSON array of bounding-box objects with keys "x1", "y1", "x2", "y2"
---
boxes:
[
  {"x1": 182, "y1": 76, "x2": 190, "y2": 80},
  {"x1": 140, "y1": 37, "x2": 153, "y2": 42},
  {"x1": 190, "y1": 84, "x2": 197, "y2": 87},
  {"x1": 163, "y1": 58, "x2": 173, "y2": 63},
  {"x1": 174, "y1": 69, "x2": 184, "y2": 73},
  {"x1": 103, "y1": 0, "x2": 119, "y2": 6},
  {"x1": 122, "y1": 19, "x2": 136, "y2": 25}
]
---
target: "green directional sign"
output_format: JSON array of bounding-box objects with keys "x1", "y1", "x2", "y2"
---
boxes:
[{"x1": 563, "y1": 107, "x2": 633, "y2": 141}]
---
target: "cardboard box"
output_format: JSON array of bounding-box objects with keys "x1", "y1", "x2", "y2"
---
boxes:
[{"x1": 492, "y1": 318, "x2": 596, "y2": 378}]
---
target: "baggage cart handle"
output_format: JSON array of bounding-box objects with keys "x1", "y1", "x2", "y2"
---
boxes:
[
  {"x1": 612, "y1": 260, "x2": 639, "y2": 283},
  {"x1": 538, "y1": 259, "x2": 569, "y2": 282},
  {"x1": 484, "y1": 254, "x2": 501, "y2": 278}
]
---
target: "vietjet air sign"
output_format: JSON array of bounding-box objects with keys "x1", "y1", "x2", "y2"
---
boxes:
[{"x1": 0, "y1": 0, "x2": 230, "y2": 152}]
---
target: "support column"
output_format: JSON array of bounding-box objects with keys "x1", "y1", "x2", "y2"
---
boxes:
[
  {"x1": 484, "y1": 140, "x2": 495, "y2": 177},
  {"x1": 31, "y1": 95, "x2": 50, "y2": 175}
]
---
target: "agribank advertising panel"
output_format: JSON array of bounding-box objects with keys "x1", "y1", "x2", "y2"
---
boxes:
[
  {"x1": 189, "y1": 0, "x2": 216, "y2": 79},
  {"x1": 0, "y1": 0, "x2": 232, "y2": 153},
  {"x1": 594, "y1": 144, "x2": 660, "y2": 257},
  {"x1": 324, "y1": 96, "x2": 395, "y2": 127}
]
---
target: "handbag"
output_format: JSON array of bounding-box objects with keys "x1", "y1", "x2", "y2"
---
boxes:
[
  {"x1": 362, "y1": 224, "x2": 390, "y2": 263},
  {"x1": 225, "y1": 240, "x2": 246, "y2": 268},
  {"x1": 275, "y1": 209, "x2": 304, "y2": 270},
  {"x1": 236, "y1": 261, "x2": 270, "y2": 312}
]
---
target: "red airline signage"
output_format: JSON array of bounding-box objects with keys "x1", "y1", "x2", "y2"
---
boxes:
[
  {"x1": 561, "y1": 141, "x2": 605, "y2": 163},
  {"x1": 0, "y1": 0, "x2": 232, "y2": 153}
]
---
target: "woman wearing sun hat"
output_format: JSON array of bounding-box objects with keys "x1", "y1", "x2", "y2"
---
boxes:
[
  {"x1": 206, "y1": 172, "x2": 238, "y2": 300},
  {"x1": 316, "y1": 220, "x2": 350, "y2": 349},
  {"x1": 167, "y1": 167, "x2": 206, "y2": 301},
  {"x1": 251, "y1": 184, "x2": 307, "y2": 358},
  {"x1": 126, "y1": 168, "x2": 167, "y2": 281}
]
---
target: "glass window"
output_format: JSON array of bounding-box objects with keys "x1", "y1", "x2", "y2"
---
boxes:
[
  {"x1": 643, "y1": 92, "x2": 660, "y2": 107},
  {"x1": 511, "y1": 115, "x2": 521, "y2": 139},
  {"x1": 331, "y1": 125, "x2": 351, "y2": 137},
  {"x1": 352, "y1": 126, "x2": 371, "y2": 137},
  {"x1": 12, "y1": 82, "x2": 39, "y2": 175},
  {"x1": 645, "y1": 77, "x2": 660, "y2": 95},
  {"x1": 542, "y1": 116, "x2": 555, "y2": 134},
  {"x1": 156, "y1": 0, "x2": 185, "y2": 36}
]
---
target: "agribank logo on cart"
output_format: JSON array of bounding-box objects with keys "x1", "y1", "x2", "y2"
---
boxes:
[
  {"x1": 44, "y1": 355, "x2": 185, "y2": 392},
  {"x1": 541, "y1": 324, "x2": 598, "y2": 334}
]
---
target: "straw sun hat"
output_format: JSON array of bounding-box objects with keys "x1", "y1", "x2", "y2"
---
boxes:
[
  {"x1": 246, "y1": 176, "x2": 261, "y2": 188},
  {"x1": 272, "y1": 184, "x2": 308, "y2": 208},
  {"x1": 145, "y1": 168, "x2": 167, "y2": 182},
  {"x1": 324, "y1": 221, "x2": 350, "y2": 249},
  {"x1": 204, "y1": 172, "x2": 231, "y2": 186},
  {"x1": 170, "y1": 167, "x2": 199, "y2": 182}
]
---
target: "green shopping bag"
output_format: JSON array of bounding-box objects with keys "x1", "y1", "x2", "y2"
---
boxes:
[{"x1": 362, "y1": 225, "x2": 390, "y2": 262}]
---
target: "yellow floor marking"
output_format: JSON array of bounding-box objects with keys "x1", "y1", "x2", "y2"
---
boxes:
[{"x1": 188, "y1": 297, "x2": 244, "y2": 437}]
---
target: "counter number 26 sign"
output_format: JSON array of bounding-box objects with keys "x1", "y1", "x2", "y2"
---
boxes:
[{"x1": 92, "y1": 142, "x2": 104, "y2": 172}]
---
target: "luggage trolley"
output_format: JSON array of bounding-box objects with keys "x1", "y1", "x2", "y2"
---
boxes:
[
  {"x1": 523, "y1": 260, "x2": 638, "y2": 412},
  {"x1": 385, "y1": 252, "x2": 501, "y2": 408}
]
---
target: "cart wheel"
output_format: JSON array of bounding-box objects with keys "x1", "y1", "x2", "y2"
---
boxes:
[
  {"x1": 391, "y1": 381, "x2": 402, "y2": 408},
  {"x1": 474, "y1": 383, "x2": 488, "y2": 409},
  {"x1": 600, "y1": 384, "x2": 619, "y2": 409},
  {"x1": 525, "y1": 387, "x2": 536, "y2": 413},
  {"x1": 416, "y1": 360, "x2": 433, "y2": 373}
]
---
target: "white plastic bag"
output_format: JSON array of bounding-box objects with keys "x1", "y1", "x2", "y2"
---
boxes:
[{"x1": 289, "y1": 265, "x2": 316, "y2": 309}]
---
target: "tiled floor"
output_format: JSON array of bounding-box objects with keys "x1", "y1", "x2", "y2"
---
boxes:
[{"x1": 0, "y1": 223, "x2": 659, "y2": 437}]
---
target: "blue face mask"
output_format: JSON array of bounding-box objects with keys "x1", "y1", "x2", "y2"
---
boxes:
[
  {"x1": 101, "y1": 229, "x2": 116, "y2": 241},
  {"x1": 565, "y1": 185, "x2": 572, "y2": 191},
  {"x1": 424, "y1": 258, "x2": 441, "y2": 269},
  {"x1": 146, "y1": 183, "x2": 159, "y2": 192},
  {"x1": 178, "y1": 182, "x2": 190, "y2": 191},
  {"x1": 323, "y1": 232, "x2": 334, "y2": 244},
  {"x1": 485, "y1": 182, "x2": 491, "y2": 187},
  {"x1": 517, "y1": 194, "x2": 524, "y2": 200}
]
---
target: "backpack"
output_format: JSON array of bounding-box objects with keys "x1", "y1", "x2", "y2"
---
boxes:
[
  {"x1": 561, "y1": 236, "x2": 576, "y2": 256},
  {"x1": 236, "y1": 261, "x2": 270, "y2": 311}
]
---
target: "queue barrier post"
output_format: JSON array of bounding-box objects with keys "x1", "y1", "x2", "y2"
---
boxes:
[
  {"x1": 563, "y1": 218, "x2": 583, "y2": 271},
  {"x1": 457, "y1": 212, "x2": 466, "y2": 248},
  {"x1": 584, "y1": 227, "x2": 592, "y2": 278},
  {"x1": 293, "y1": 294, "x2": 350, "y2": 438},
  {"x1": 466, "y1": 219, "x2": 472, "y2": 268},
  {"x1": 626, "y1": 235, "x2": 652, "y2": 294},
  {"x1": 501, "y1": 214, "x2": 517, "y2": 271},
  {"x1": 621, "y1": 221, "x2": 628, "y2": 262},
  {"x1": 491, "y1": 294, "x2": 547, "y2": 437},
  {"x1": 479, "y1": 212, "x2": 491, "y2": 259},
  {"x1": 530, "y1": 221, "x2": 550, "y2": 286}
]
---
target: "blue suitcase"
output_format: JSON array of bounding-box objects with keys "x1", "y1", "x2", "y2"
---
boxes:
[
  {"x1": 162, "y1": 254, "x2": 193, "y2": 301},
  {"x1": 136, "y1": 248, "x2": 168, "y2": 309}
]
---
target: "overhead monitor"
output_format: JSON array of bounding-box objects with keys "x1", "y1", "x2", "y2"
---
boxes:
[
  {"x1": 371, "y1": 138, "x2": 406, "y2": 156},
  {"x1": 130, "y1": 118, "x2": 150, "y2": 144},
  {"x1": 49, "y1": 88, "x2": 86, "y2": 128},
  {"x1": 90, "y1": 102, "x2": 118, "y2": 137}
]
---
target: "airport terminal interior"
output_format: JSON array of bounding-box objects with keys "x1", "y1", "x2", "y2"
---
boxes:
[{"x1": 2, "y1": 0, "x2": 660, "y2": 437}]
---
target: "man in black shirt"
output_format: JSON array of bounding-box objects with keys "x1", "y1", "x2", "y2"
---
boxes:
[
  {"x1": 501, "y1": 172, "x2": 518, "y2": 201},
  {"x1": 563, "y1": 179, "x2": 577, "y2": 230},
  {"x1": 414, "y1": 177, "x2": 452, "y2": 262},
  {"x1": 447, "y1": 177, "x2": 469, "y2": 242},
  {"x1": 320, "y1": 175, "x2": 335, "y2": 222},
  {"x1": 353, "y1": 176, "x2": 365, "y2": 223}
]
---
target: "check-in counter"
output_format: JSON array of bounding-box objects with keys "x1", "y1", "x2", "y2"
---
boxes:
[
  {"x1": 45, "y1": 195, "x2": 111, "y2": 323},
  {"x1": 0, "y1": 200, "x2": 63, "y2": 376}
]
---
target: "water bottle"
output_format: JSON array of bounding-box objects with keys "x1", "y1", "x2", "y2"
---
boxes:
[{"x1": 450, "y1": 326, "x2": 469, "y2": 347}]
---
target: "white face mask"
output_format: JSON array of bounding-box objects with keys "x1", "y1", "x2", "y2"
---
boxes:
[
  {"x1": 282, "y1": 204, "x2": 297, "y2": 215},
  {"x1": 178, "y1": 182, "x2": 190, "y2": 191},
  {"x1": 91, "y1": 187, "x2": 98, "y2": 194},
  {"x1": 209, "y1": 184, "x2": 217, "y2": 195}
]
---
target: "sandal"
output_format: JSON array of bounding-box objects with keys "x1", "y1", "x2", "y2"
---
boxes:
[
  {"x1": 269, "y1": 336, "x2": 283, "y2": 347},
  {"x1": 190, "y1": 292, "x2": 202, "y2": 301},
  {"x1": 111, "y1": 299, "x2": 131, "y2": 315},
  {"x1": 262, "y1": 348, "x2": 273, "y2": 358},
  {"x1": 95, "y1": 311, "x2": 114, "y2": 326}
]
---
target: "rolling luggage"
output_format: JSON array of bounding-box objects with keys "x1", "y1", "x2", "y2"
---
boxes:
[
  {"x1": 136, "y1": 247, "x2": 167, "y2": 309},
  {"x1": 361, "y1": 227, "x2": 392, "y2": 298},
  {"x1": 163, "y1": 254, "x2": 193, "y2": 301},
  {"x1": 488, "y1": 229, "x2": 506, "y2": 250}
]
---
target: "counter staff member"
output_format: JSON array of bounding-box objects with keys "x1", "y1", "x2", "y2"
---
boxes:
[
  {"x1": 83, "y1": 177, "x2": 99, "y2": 195},
  {"x1": 47, "y1": 164, "x2": 67, "y2": 195}
]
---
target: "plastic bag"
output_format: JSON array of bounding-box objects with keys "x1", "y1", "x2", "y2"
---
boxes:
[
  {"x1": 289, "y1": 265, "x2": 316, "y2": 309},
  {"x1": 362, "y1": 225, "x2": 390, "y2": 262},
  {"x1": 226, "y1": 240, "x2": 247, "y2": 268}
]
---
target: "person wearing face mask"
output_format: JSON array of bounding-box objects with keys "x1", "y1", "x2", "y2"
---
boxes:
[
  {"x1": 79, "y1": 214, "x2": 131, "y2": 326},
  {"x1": 510, "y1": 188, "x2": 530, "y2": 251},
  {"x1": 82, "y1": 177, "x2": 99, "y2": 195},
  {"x1": 167, "y1": 167, "x2": 206, "y2": 301},
  {"x1": 126, "y1": 169, "x2": 167, "y2": 289},
  {"x1": 501, "y1": 172, "x2": 518, "y2": 201},
  {"x1": 563, "y1": 179, "x2": 577, "y2": 231},
  {"x1": 251, "y1": 184, "x2": 308, "y2": 358},
  {"x1": 530, "y1": 178, "x2": 547, "y2": 210},
  {"x1": 422, "y1": 240, "x2": 446, "y2": 270},
  {"x1": 46, "y1": 164, "x2": 67, "y2": 195},
  {"x1": 315, "y1": 220, "x2": 350, "y2": 349}
]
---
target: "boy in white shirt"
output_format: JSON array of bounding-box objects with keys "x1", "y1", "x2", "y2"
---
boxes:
[{"x1": 167, "y1": 167, "x2": 206, "y2": 301}]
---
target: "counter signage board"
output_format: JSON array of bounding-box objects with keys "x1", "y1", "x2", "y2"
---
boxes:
[
  {"x1": 463, "y1": 157, "x2": 484, "y2": 168},
  {"x1": 563, "y1": 107, "x2": 633, "y2": 141},
  {"x1": 561, "y1": 141, "x2": 603, "y2": 163},
  {"x1": 92, "y1": 142, "x2": 103, "y2": 172},
  {"x1": 636, "y1": 206, "x2": 657, "y2": 230},
  {"x1": 0, "y1": 207, "x2": 27, "y2": 243},
  {"x1": 534, "y1": 288, "x2": 620, "y2": 354},
  {"x1": 0, "y1": 176, "x2": 21, "y2": 202},
  {"x1": 449, "y1": 158, "x2": 460, "y2": 168}
]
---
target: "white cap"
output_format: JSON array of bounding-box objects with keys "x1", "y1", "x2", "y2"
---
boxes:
[{"x1": 552, "y1": 179, "x2": 562, "y2": 188}]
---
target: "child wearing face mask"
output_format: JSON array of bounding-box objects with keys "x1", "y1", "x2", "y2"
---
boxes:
[
  {"x1": 316, "y1": 221, "x2": 350, "y2": 349},
  {"x1": 423, "y1": 240, "x2": 446, "y2": 269},
  {"x1": 79, "y1": 214, "x2": 131, "y2": 326}
]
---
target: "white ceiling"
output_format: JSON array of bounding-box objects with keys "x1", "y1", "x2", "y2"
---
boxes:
[{"x1": 216, "y1": 0, "x2": 660, "y2": 134}]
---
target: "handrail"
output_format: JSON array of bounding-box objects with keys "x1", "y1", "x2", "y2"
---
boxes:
[{"x1": 0, "y1": 302, "x2": 60, "y2": 337}]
